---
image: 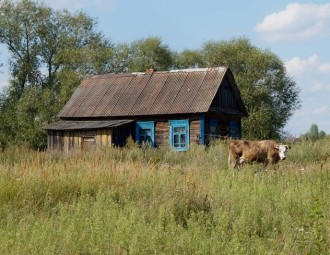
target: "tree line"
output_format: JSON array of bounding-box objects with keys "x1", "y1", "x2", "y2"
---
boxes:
[
  {"x1": 0, "y1": 0, "x2": 300, "y2": 149},
  {"x1": 301, "y1": 124, "x2": 327, "y2": 141}
]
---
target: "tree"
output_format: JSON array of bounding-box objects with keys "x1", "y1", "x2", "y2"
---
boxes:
[
  {"x1": 172, "y1": 49, "x2": 206, "y2": 69},
  {"x1": 0, "y1": 0, "x2": 44, "y2": 93},
  {"x1": 303, "y1": 123, "x2": 327, "y2": 141},
  {"x1": 0, "y1": 0, "x2": 113, "y2": 148},
  {"x1": 128, "y1": 37, "x2": 172, "y2": 72},
  {"x1": 109, "y1": 37, "x2": 174, "y2": 73},
  {"x1": 109, "y1": 43, "x2": 131, "y2": 73},
  {"x1": 0, "y1": 0, "x2": 113, "y2": 91},
  {"x1": 202, "y1": 38, "x2": 300, "y2": 139},
  {"x1": 319, "y1": 130, "x2": 326, "y2": 139}
]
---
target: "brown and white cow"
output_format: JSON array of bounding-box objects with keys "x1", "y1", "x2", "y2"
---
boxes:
[{"x1": 228, "y1": 140, "x2": 290, "y2": 170}]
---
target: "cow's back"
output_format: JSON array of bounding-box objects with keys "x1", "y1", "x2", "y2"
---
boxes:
[
  {"x1": 259, "y1": 140, "x2": 281, "y2": 164},
  {"x1": 253, "y1": 140, "x2": 281, "y2": 164}
]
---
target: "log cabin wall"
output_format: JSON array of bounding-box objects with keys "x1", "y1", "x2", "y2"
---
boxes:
[
  {"x1": 47, "y1": 129, "x2": 113, "y2": 151},
  {"x1": 155, "y1": 121, "x2": 169, "y2": 148},
  {"x1": 47, "y1": 130, "x2": 64, "y2": 150}
]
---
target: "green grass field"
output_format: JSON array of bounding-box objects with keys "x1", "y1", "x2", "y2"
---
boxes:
[{"x1": 0, "y1": 139, "x2": 329, "y2": 254}]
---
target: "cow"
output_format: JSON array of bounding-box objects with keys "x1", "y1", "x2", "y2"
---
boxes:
[{"x1": 228, "y1": 140, "x2": 290, "y2": 170}]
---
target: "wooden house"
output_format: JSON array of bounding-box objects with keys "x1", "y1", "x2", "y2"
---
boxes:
[{"x1": 45, "y1": 67, "x2": 248, "y2": 152}]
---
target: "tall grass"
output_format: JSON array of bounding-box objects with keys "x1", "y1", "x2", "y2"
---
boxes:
[{"x1": 0, "y1": 139, "x2": 329, "y2": 254}]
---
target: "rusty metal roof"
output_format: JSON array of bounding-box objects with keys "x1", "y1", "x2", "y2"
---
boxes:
[
  {"x1": 44, "y1": 119, "x2": 134, "y2": 130},
  {"x1": 59, "y1": 67, "x2": 247, "y2": 118}
]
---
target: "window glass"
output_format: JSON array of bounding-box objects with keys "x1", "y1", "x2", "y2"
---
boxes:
[
  {"x1": 229, "y1": 121, "x2": 241, "y2": 139},
  {"x1": 209, "y1": 119, "x2": 219, "y2": 139},
  {"x1": 180, "y1": 134, "x2": 186, "y2": 146},
  {"x1": 139, "y1": 128, "x2": 152, "y2": 143},
  {"x1": 174, "y1": 127, "x2": 185, "y2": 133},
  {"x1": 136, "y1": 121, "x2": 155, "y2": 147},
  {"x1": 174, "y1": 134, "x2": 180, "y2": 147}
]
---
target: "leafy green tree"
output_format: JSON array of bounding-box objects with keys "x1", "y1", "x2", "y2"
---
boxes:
[
  {"x1": 202, "y1": 38, "x2": 300, "y2": 139},
  {"x1": 109, "y1": 43, "x2": 132, "y2": 73},
  {"x1": 128, "y1": 37, "x2": 172, "y2": 72},
  {"x1": 172, "y1": 49, "x2": 206, "y2": 69},
  {"x1": 0, "y1": 0, "x2": 113, "y2": 90},
  {"x1": 0, "y1": 0, "x2": 113, "y2": 148},
  {"x1": 319, "y1": 130, "x2": 326, "y2": 139},
  {"x1": 303, "y1": 124, "x2": 327, "y2": 142},
  {"x1": 110, "y1": 38, "x2": 174, "y2": 73},
  {"x1": 309, "y1": 124, "x2": 319, "y2": 141},
  {"x1": 0, "y1": 0, "x2": 43, "y2": 93}
]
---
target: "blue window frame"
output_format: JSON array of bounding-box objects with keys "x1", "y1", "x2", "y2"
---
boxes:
[
  {"x1": 199, "y1": 114, "x2": 205, "y2": 145},
  {"x1": 169, "y1": 120, "x2": 189, "y2": 151},
  {"x1": 135, "y1": 121, "x2": 155, "y2": 147}
]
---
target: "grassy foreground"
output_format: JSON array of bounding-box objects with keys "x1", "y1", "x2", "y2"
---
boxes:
[{"x1": 0, "y1": 139, "x2": 329, "y2": 254}]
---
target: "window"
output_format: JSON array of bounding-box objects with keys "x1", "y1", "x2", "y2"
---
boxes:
[
  {"x1": 82, "y1": 136, "x2": 96, "y2": 150},
  {"x1": 170, "y1": 120, "x2": 189, "y2": 151},
  {"x1": 208, "y1": 119, "x2": 229, "y2": 139},
  {"x1": 229, "y1": 121, "x2": 241, "y2": 139},
  {"x1": 209, "y1": 119, "x2": 219, "y2": 139},
  {"x1": 135, "y1": 121, "x2": 155, "y2": 147}
]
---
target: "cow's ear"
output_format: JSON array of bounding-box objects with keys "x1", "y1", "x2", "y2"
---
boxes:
[{"x1": 275, "y1": 146, "x2": 279, "y2": 150}]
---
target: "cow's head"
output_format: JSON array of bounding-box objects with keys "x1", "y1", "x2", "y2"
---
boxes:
[{"x1": 275, "y1": 145, "x2": 290, "y2": 160}]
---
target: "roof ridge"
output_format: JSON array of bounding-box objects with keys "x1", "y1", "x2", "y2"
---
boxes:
[{"x1": 85, "y1": 67, "x2": 228, "y2": 79}]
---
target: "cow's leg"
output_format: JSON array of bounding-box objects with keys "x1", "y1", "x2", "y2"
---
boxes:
[
  {"x1": 232, "y1": 156, "x2": 243, "y2": 176},
  {"x1": 235, "y1": 157, "x2": 246, "y2": 169},
  {"x1": 228, "y1": 152, "x2": 237, "y2": 169},
  {"x1": 262, "y1": 161, "x2": 268, "y2": 170}
]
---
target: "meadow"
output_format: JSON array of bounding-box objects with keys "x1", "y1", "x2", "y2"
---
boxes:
[{"x1": 0, "y1": 138, "x2": 329, "y2": 254}]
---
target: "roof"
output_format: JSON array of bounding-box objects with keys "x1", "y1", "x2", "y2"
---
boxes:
[
  {"x1": 59, "y1": 67, "x2": 247, "y2": 118},
  {"x1": 44, "y1": 119, "x2": 133, "y2": 130}
]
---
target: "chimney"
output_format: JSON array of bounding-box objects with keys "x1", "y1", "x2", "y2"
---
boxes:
[{"x1": 146, "y1": 65, "x2": 157, "y2": 74}]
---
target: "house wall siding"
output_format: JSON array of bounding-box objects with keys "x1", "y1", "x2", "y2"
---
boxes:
[
  {"x1": 47, "y1": 129, "x2": 113, "y2": 150},
  {"x1": 47, "y1": 113, "x2": 242, "y2": 152},
  {"x1": 155, "y1": 121, "x2": 169, "y2": 147}
]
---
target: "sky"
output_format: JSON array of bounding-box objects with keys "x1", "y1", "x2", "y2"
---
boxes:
[{"x1": 1, "y1": 0, "x2": 330, "y2": 136}]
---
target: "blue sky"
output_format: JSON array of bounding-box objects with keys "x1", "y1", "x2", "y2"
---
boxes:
[{"x1": 1, "y1": 0, "x2": 330, "y2": 136}]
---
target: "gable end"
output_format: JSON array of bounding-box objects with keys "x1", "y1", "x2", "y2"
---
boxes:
[{"x1": 210, "y1": 72, "x2": 248, "y2": 116}]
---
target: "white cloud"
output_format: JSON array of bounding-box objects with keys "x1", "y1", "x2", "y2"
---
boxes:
[
  {"x1": 255, "y1": 3, "x2": 330, "y2": 42},
  {"x1": 310, "y1": 82, "x2": 330, "y2": 92},
  {"x1": 319, "y1": 62, "x2": 330, "y2": 73},
  {"x1": 285, "y1": 55, "x2": 330, "y2": 76},
  {"x1": 311, "y1": 82, "x2": 323, "y2": 92},
  {"x1": 285, "y1": 55, "x2": 319, "y2": 75},
  {"x1": 313, "y1": 106, "x2": 329, "y2": 115}
]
